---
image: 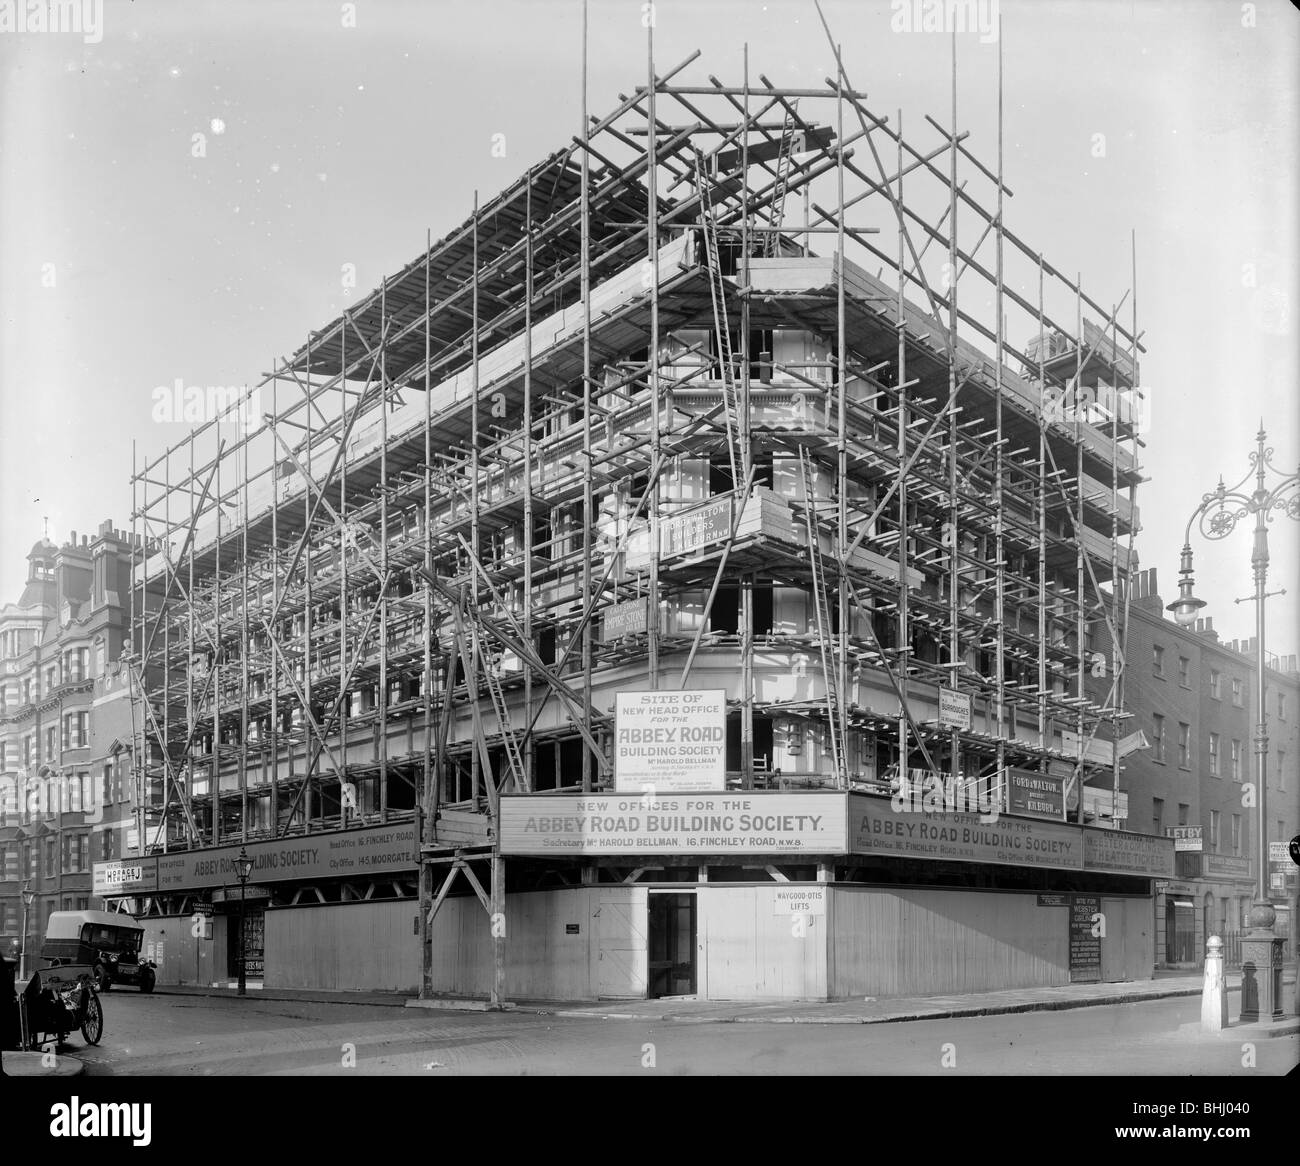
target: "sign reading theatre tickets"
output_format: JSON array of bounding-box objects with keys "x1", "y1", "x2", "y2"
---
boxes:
[
  {"x1": 92, "y1": 822, "x2": 418, "y2": 895},
  {"x1": 614, "y1": 689, "x2": 726, "y2": 794},
  {"x1": 498, "y1": 793, "x2": 848, "y2": 855}
]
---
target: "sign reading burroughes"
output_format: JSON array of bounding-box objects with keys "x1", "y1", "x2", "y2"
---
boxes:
[
  {"x1": 498, "y1": 793, "x2": 848, "y2": 855},
  {"x1": 772, "y1": 885, "x2": 827, "y2": 915},
  {"x1": 937, "y1": 687, "x2": 972, "y2": 731},
  {"x1": 92, "y1": 823, "x2": 418, "y2": 895},
  {"x1": 849, "y1": 799, "x2": 1082, "y2": 871},
  {"x1": 614, "y1": 689, "x2": 726, "y2": 793}
]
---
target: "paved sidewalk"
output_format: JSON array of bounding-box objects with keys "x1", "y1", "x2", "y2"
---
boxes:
[{"x1": 152, "y1": 968, "x2": 1297, "y2": 1026}]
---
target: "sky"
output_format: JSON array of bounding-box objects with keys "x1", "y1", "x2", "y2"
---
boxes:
[{"x1": 1, "y1": 0, "x2": 1297, "y2": 654}]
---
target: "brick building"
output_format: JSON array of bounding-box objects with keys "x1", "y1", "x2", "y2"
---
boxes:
[
  {"x1": 0, "y1": 522, "x2": 139, "y2": 969},
  {"x1": 1091, "y1": 567, "x2": 1300, "y2": 969}
]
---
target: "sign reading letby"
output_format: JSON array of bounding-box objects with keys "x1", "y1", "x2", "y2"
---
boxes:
[
  {"x1": 614, "y1": 689, "x2": 726, "y2": 793},
  {"x1": 498, "y1": 793, "x2": 847, "y2": 855},
  {"x1": 1167, "y1": 825, "x2": 1203, "y2": 852},
  {"x1": 937, "y1": 688, "x2": 972, "y2": 731}
]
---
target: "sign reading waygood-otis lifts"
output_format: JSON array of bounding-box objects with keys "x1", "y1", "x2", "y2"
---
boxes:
[
  {"x1": 92, "y1": 823, "x2": 417, "y2": 895},
  {"x1": 614, "y1": 689, "x2": 726, "y2": 793},
  {"x1": 498, "y1": 793, "x2": 848, "y2": 855}
]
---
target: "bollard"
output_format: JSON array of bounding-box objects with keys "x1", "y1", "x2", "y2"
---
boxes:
[{"x1": 1201, "y1": 935, "x2": 1228, "y2": 1031}]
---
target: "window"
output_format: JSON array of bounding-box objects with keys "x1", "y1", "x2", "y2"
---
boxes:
[
  {"x1": 1177, "y1": 803, "x2": 1189, "y2": 826},
  {"x1": 1279, "y1": 692, "x2": 1286, "y2": 721},
  {"x1": 1152, "y1": 714, "x2": 1166, "y2": 763},
  {"x1": 21, "y1": 679, "x2": 31, "y2": 705},
  {"x1": 1231, "y1": 814, "x2": 1242, "y2": 856},
  {"x1": 1152, "y1": 797, "x2": 1165, "y2": 837},
  {"x1": 65, "y1": 648, "x2": 88, "y2": 683},
  {"x1": 1153, "y1": 644, "x2": 1165, "y2": 678},
  {"x1": 22, "y1": 841, "x2": 32, "y2": 879},
  {"x1": 45, "y1": 725, "x2": 58, "y2": 760},
  {"x1": 67, "y1": 832, "x2": 88, "y2": 873},
  {"x1": 1178, "y1": 656, "x2": 1190, "y2": 687},
  {"x1": 1209, "y1": 810, "x2": 1220, "y2": 851},
  {"x1": 1209, "y1": 669, "x2": 1221, "y2": 699},
  {"x1": 1231, "y1": 739, "x2": 1243, "y2": 782},
  {"x1": 0, "y1": 740, "x2": 5, "y2": 771},
  {"x1": 62, "y1": 711, "x2": 88, "y2": 749},
  {"x1": 1231, "y1": 676, "x2": 1243, "y2": 706},
  {"x1": 1178, "y1": 723, "x2": 1190, "y2": 768},
  {"x1": 1209, "y1": 733, "x2": 1220, "y2": 776},
  {"x1": 44, "y1": 835, "x2": 56, "y2": 877},
  {"x1": 102, "y1": 764, "x2": 113, "y2": 807},
  {"x1": 1278, "y1": 750, "x2": 1286, "y2": 792},
  {"x1": 100, "y1": 830, "x2": 112, "y2": 862}
]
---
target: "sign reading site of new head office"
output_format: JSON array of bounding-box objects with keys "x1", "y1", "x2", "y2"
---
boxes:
[{"x1": 615, "y1": 689, "x2": 726, "y2": 794}]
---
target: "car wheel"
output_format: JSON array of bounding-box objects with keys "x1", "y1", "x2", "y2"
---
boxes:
[
  {"x1": 80, "y1": 992, "x2": 103, "y2": 1046},
  {"x1": 140, "y1": 969, "x2": 155, "y2": 994},
  {"x1": 94, "y1": 963, "x2": 111, "y2": 992}
]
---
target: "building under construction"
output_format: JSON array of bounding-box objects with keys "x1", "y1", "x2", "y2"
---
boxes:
[{"x1": 110, "y1": 42, "x2": 1173, "y2": 1000}]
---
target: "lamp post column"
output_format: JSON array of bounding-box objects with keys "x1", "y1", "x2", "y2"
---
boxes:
[
  {"x1": 1241, "y1": 435, "x2": 1283, "y2": 1022},
  {"x1": 237, "y1": 876, "x2": 247, "y2": 997}
]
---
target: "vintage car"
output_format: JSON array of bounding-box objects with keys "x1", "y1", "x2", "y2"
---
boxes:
[{"x1": 40, "y1": 910, "x2": 156, "y2": 993}]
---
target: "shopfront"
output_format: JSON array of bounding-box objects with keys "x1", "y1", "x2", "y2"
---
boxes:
[{"x1": 420, "y1": 791, "x2": 1173, "y2": 1002}]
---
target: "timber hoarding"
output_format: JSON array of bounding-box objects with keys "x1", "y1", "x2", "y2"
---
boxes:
[
  {"x1": 92, "y1": 823, "x2": 418, "y2": 895},
  {"x1": 498, "y1": 793, "x2": 1175, "y2": 877}
]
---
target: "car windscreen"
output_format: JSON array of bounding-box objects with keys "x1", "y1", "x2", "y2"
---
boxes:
[{"x1": 79, "y1": 924, "x2": 143, "y2": 952}]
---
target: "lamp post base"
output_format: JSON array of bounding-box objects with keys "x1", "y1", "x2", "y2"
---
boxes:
[{"x1": 1238, "y1": 901, "x2": 1286, "y2": 1023}]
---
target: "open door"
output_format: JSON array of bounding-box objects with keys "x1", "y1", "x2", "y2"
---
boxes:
[{"x1": 647, "y1": 892, "x2": 697, "y2": 999}]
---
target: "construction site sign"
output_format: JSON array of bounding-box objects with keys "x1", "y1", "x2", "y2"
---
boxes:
[
  {"x1": 1006, "y1": 768, "x2": 1065, "y2": 820},
  {"x1": 937, "y1": 687, "x2": 972, "y2": 731},
  {"x1": 614, "y1": 689, "x2": 726, "y2": 793},
  {"x1": 497, "y1": 792, "x2": 847, "y2": 855},
  {"x1": 659, "y1": 497, "x2": 732, "y2": 559},
  {"x1": 602, "y1": 597, "x2": 649, "y2": 641}
]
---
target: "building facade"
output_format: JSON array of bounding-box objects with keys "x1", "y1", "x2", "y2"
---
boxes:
[
  {"x1": 104, "y1": 66, "x2": 1173, "y2": 1000},
  {"x1": 1090, "y1": 567, "x2": 1299, "y2": 969},
  {"x1": 0, "y1": 523, "x2": 139, "y2": 969}
]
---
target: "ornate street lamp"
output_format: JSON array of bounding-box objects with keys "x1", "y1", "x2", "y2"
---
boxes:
[
  {"x1": 1169, "y1": 425, "x2": 1298, "y2": 1020},
  {"x1": 18, "y1": 881, "x2": 34, "y2": 980},
  {"x1": 232, "y1": 847, "x2": 255, "y2": 997}
]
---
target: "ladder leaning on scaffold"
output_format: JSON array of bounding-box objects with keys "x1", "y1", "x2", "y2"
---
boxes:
[
  {"x1": 692, "y1": 148, "x2": 742, "y2": 490},
  {"x1": 797, "y1": 444, "x2": 844, "y2": 786},
  {"x1": 763, "y1": 104, "x2": 800, "y2": 259}
]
